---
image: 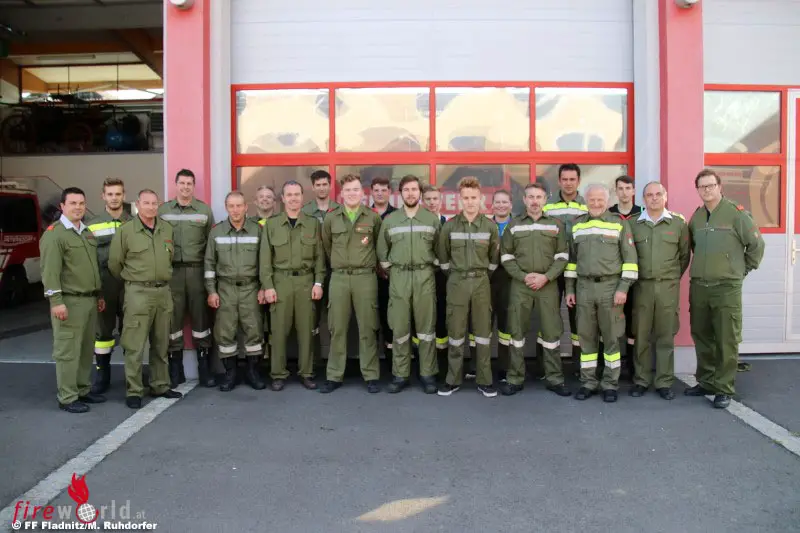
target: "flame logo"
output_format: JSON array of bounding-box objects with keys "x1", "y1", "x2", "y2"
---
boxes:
[{"x1": 67, "y1": 474, "x2": 98, "y2": 524}]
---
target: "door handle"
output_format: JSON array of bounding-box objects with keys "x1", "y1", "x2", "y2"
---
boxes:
[{"x1": 793, "y1": 240, "x2": 799, "y2": 265}]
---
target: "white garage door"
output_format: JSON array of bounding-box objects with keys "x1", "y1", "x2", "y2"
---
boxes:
[{"x1": 231, "y1": 0, "x2": 633, "y2": 84}]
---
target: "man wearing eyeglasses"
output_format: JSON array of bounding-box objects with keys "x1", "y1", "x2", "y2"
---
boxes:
[{"x1": 685, "y1": 169, "x2": 764, "y2": 409}]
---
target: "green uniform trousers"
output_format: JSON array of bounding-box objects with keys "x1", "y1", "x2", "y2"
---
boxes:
[
  {"x1": 388, "y1": 267, "x2": 437, "y2": 379},
  {"x1": 215, "y1": 280, "x2": 263, "y2": 359},
  {"x1": 95, "y1": 274, "x2": 124, "y2": 356},
  {"x1": 312, "y1": 270, "x2": 330, "y2": 367},
  {"x1": 491, "y1": 268, "x2": 511, "y2": 371},
  {"x1": 576, "y1": 278, "x2": 624, "y2": 391},
  {"x1": 445, "y1": 273, "x2": 492, "y2": 386},
  {"x1": 270, "y1": 272, "x2": 315, "y2": 380},
  {"x1": 557, "y1": 274, "x2": 581, "y2": 358},
  {"x1": 168, "y1": 265, "x2": 212, "y2": 350},
  {"x1": 507, "y1": 280, "x2": 564, "y2": 386},
  {"x1": 52, "y1": 295, "x2": 98, "y2": 404},
  {"x1": 326, "y1": 270, "x2": 379, "y2": 382},
  {"x1": 120, "y1": 283, "x2": 172, "y2": 397},
  {"x1": 689, "y1": 282, "x2": 742, "y2": 396},
  {"x1": 632, "y1": 279, "x2": 679, "y2": 389}
]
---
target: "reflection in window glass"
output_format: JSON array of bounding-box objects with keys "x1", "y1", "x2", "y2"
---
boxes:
[
  {"x1": 535, "y1": 87, "x2": 628, "y2": 152},
  {"x1": 435, "y1": 87, "x2": 530, "y2": 152},
  {"x1": 704, "y1": 91, "x2": 780, "y2": 154},
  {"x1": 335, "y1": 88, "x2": 430, "y2": 152},
  {"x1": 237, "y1": 166, "x2": 328, "y2": 216},
  {"x1": 335, "y1": 165, "x2": 430, "y2": 207},
  {"x1": 535, "y1": 164, "x2": 627, "y2": 205},
  {"x1": 707, "y1": 166, "x2": 780, "y2": 228},
  {"x1": 436, "y1": 165, "x2": 530, "y2": 217},
  {"x1": 236, "y1": 89, "x2": 329, "y2": 154}
]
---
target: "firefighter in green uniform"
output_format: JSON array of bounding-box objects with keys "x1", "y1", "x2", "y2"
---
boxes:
[
  {"x1": 252, "y1": 185, "x2": 277, "y2": 369},
  {"x1": 109, "y1": 189, "x2": 183, "y2": 409},
  {"x1": 376, "y1": 175, "x2": 441, "y2": 394},
  {"x1": 436, "y1": 177, "x2": 499, "y2": 398},
  {"x1": 490, "y1": 190, "x2": 513, "y2": 382},
  {"x1": 319, "y1": 174, "x2": 382, "y2": 394},
  {"x1": 302, "y1": 170, "x2": 341, "y2": 369},
  {"x1": 565, "y1": 184, "x2": 639, "y2": 403},
  {"x1": 41, "y1": 187, "x2": 106, "y2": 413},
  {"x1": 543, "y1": 163, "x2": 587, "y2": 364},
  {"x1": 260, "y1": 180, "x2": 326, "y2": 391},
  {"x1": 630, "y1": 182, "x2": 691, "y2": 400},
  {"x1": 499, "y1": 183, "x2": 570, "y2": 397},
  {"x1": 205, "y1": 191, "x2": 265, "y2": 391},
  {"x1": 158, "y1": 169, "x2": 215, "y2": 388},
  {"x1": 87, "y1": 178, "x2": 132, "y2": 394},
  {"x1": 685, "y1": 169, "x2": 765, "y2": 408}
]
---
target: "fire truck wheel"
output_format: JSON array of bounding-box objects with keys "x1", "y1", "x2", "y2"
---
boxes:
[{"x1": 0, "y1": 265, "x2": 29, "y2": 308}]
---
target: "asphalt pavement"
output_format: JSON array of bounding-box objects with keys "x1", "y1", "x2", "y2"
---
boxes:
[{"x1": 1, "y1": 357, "x2": 799, "y2": 533}]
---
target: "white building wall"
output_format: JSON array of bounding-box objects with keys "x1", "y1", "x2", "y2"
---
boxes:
[
  {"x1": 231, "y1": 0, "x2": 634, "y2": 84},
  {"x1": 704, "y1": 0, "x2": 800, "y2": 85}
]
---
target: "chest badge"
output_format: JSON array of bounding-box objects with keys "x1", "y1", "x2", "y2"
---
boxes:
[{"x1": 361, "y1": 236, "x2": 370, "y2": 245}]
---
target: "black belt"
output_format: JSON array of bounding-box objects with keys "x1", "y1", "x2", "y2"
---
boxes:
[
  {"x1": 173, "y1": 262, "x2": 202, "y2": 267},
  {"x1": 275, "y1": 269, "x2": 312, "y2": 277},
  {"x1": 641, "y1": 277, "x2": 679, "y2": 282},
  {"x1": 333, "y1": 268, "x2": 374, "y2": 275},
  {"x1": 221, "y1": 278, "x2": 258, "y2": 286},
  {"x1": 128, "y1": 281, "x2": 168, "y2": 288},
  {"x1": 580, "y1": 275, "x2": 617, "y2": 283},
  {"x1": 394, "y1": 264, "x2": 433, "y2": 271},
  {"x1": 63, "y1": 292, "x2": 97, "y2": 297}
]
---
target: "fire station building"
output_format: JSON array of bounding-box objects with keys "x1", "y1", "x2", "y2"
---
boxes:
[{"x1": 163, "y1": 0, "x2": 800, "y2": 369}]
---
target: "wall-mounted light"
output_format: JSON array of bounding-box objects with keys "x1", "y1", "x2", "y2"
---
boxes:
[
  {"x1": 675, "y1": 0, "x2": 699, "y2": 7},
  {"x1": 169, "y1": 0, "x2": 195, "y2": 10}
]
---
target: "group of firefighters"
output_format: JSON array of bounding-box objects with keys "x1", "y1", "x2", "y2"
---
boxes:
[{"x1": 41, "y1": 164, "x2": 765, "y2": 413}]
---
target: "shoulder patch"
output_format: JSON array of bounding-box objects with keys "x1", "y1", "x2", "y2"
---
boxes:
[
  {"x1": 670, "y1": 211, "x2": 685, "y2": 221},
  {"x1": 736, "y1": 204, "x2": 746, "y2": 212},
  {"x1": 46, "y1": 224, "x2": 55, "y2": 231}
]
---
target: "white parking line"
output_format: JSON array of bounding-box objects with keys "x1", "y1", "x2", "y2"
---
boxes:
[
  {"x1": 0, "y1": 380, "x2": 197, "y2": 526},
  {"x1": 677, "y1": 374, "x2": 800, "y2": 458}
]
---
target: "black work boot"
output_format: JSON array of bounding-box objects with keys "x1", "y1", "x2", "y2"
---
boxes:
[
  {"x1": 168, "y1": 351, "x2": 183, "y2": 389},
  {"x1": 219, "y1": 357, "x2": 237, "y2": 392},
  {"x1": 245, "y1": 356, "x2": 266, "y2": 390},
  {"x1": 91, "y1": 354, "x2": 111, "y2": 394},
  {"x1": 196, "y1": 348, "x2": 216, "y2": 388}
]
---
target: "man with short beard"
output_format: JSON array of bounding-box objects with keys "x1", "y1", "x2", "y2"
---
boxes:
[
  {"x1": 253, "y1": 185, "x2": 277, "y2": 225},
  {"x1": 87, "y1": 178, "x2": 132, "y2": 394},
  {"x1": 377, "y1": 175, "x2": 441, "y2": 394}
]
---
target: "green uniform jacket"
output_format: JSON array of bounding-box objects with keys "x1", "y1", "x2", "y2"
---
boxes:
[
  {"x1": 301, "y1": 199, "x2": 341, "y2": 225},
  {"x1": 376, "y1": 207, "x2": 441, "y2": 271},
  {"x1": 108, "y1": 217, "x2": 174, "y2": 282},
  {"x1": 688, "y1": 198, "x2": 765, "y2": 282},
  {"x1": 500, "y1": 213, "x2": 568, "y2": 283},
  {"x1": 157, "y1": 198, "x2": 214, "y2": 264},
  {"x1": 86, "y1": 210, "x2": 133, "y2": 275},
  {"x1": 259, "y1": 212, "x2": 326, "y2": 290},
  {"x1": 321, "y1": 205, "x2": 382, "y2": 269},
  {"x1": 543, "y1": 191, "x2": 588, "y2": 236},
  {"x1": 40, "y1": 219, "x2": 102, "y2": 307},
  {"x1": 437, "y1": 213, "x2": 500, "y2": 275},
  {"x1": 205, "y1": 218, "x2": 262, "y2": 294},
  {"x1": 630, "y1": 210, "x2": 691, "y2": 280},
  {"x1": 565, "y1": 211, "x2": 639, "y2": 295}
]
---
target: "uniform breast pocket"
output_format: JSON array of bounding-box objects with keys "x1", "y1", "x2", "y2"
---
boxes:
[
  {"x1": 660, "y1": 232, "x2": 680, "y2": 245},
  {"x1": 128, "y1": 240, "x2": 150, "y2": 256},
  {"x1": 301, "y1": 235, "x2": 317, "y2": 260},
  {"x1": 269, "y1": 231, "x2": 290, "y2": 261},
  {"x1": 331, "y1": 226, "x2": 348, "y2": 245}
]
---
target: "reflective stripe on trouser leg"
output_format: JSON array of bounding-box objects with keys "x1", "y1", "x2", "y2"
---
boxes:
[
  {"x1": 491, "y1": 267, "x2": 511, "y2": 371},
  {"x1": 214, "y1": 281, "x2": 240, "y2": 359},
  {"x1": 576, "y1": 278, "x2": 601, "y2": 391},
  {"x1": 168, "y1": 266, "x2": 186, "y2": 351},
  {"x1": 95, "y1": 279, "x2": 123, "y2": 356},
  {"x1": 388, "y1": 271, "x2": 413, "y2": 378},
  {"x1": 444, "y1": 276, "x2": 492, "y2": 386},
  {"x1": 239, "y1": 283, "x2": 264, "y2": 357},
  {"x1": 186, "y1": 265, "x2": 212, "y2": 349},
  {"x1": 535, "y1": 282, "x2": 565, "y2": 386},
  {"x1": 506, "y1": 279, "x2": 535, "y2": 387},
  {"x1": 413, "y1": 269, "x2": 438, "y2": 378},
  {"x1": 597, "y1": 281, "x2": 624, "y2": 392}
]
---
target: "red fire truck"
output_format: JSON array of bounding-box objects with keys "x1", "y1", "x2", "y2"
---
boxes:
[{"x1": 0, "y1": 181, "x2": 43, "y2": 307}]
